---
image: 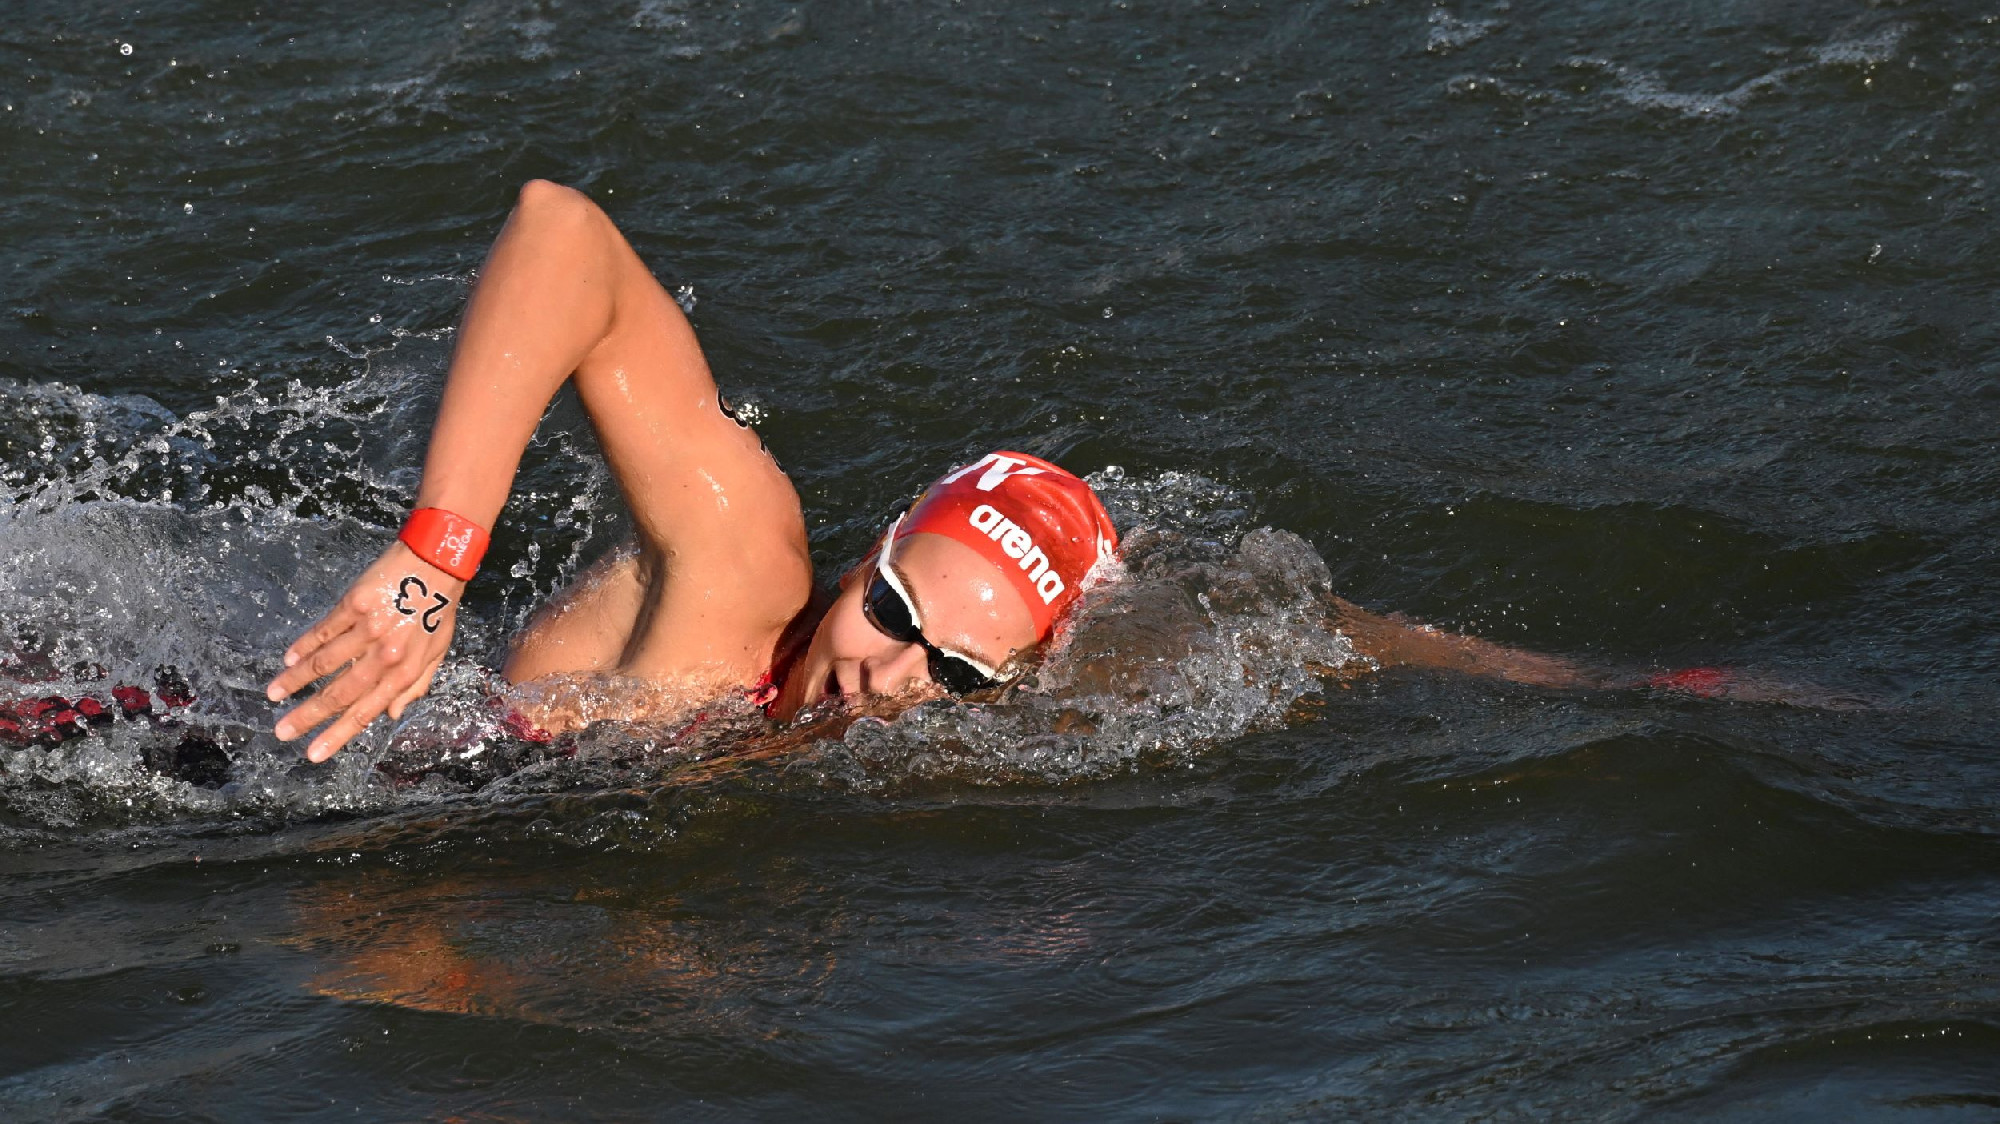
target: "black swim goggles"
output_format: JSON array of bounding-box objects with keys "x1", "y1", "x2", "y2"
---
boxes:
[{"x1": 861, "y1": 513, "x2": 1009, "y2": 695}]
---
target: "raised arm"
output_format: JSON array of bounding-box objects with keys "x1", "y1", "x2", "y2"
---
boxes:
[{"x1": 267, "y1": 181, "x2": 808, "y2": 761}]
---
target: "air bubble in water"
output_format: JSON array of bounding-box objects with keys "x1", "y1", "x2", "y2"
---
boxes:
[{"x1": 119, "y1": 42, "x2": 134, "y2": 57}]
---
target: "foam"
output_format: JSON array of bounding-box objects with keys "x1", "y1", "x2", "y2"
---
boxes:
[
  {"x1": 1427, "y1": 11, "x2": 1503, "y2": 56},
  {"x1": 1561, "y1": 26, "x2": 1906, "y2": 120}
]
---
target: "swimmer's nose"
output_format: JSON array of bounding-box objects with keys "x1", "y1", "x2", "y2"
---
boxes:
[
  {"x1": 830, "y1": 660, "x2": 863, "y2": 700},
  {"x1": 860, "y1": 644, "x2": 932, "y2": 696}
]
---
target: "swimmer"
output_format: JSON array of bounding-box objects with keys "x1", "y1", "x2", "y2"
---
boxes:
[{"x1": 263, "y1": 181, "x2": 1807, "y2": 763}]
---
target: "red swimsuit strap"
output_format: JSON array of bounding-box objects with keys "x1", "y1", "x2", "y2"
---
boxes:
[{"x1": 747, "y1": 639, "x2": 803, "y2": 716}]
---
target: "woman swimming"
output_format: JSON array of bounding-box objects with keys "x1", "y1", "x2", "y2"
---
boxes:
[
  {"x1": 262, "y1": 181, "x2": 1131, "y2": 760},
  {"x1": 263, "y1": 181, "x2": 1779, "y2": 764}
]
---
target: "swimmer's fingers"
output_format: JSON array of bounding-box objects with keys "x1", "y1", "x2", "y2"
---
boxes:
[
  {"x1": 273, "y1": 646, "x2": 392, "y2": 746},
  {"x1": 304, "y1": 671, "x2": 412, "y2": 763},
  {"x1": 280, "y1": 613, "x2": 455, "y2": 759},
  {"x1": 362, "y1": 634, "x2": 454, "y2": 739},
  {"x1": 279, "y1": 593, "x2": 376, "y2": 672},
  {"x1": 386, "y1": 652, "x2": 445, "y2": 722},
  {"x1": 267, "y1": 595, "x2": 401, "y2": 702},
  {"x1": 384, "y1": 609, "x2": 457, "y2": 723},
  {"x1": 265, "y1": 623, "x2": 374, "y2": 703},
  {"x1": 268, "y1": 582, "x2": 394, "y2": 705}
]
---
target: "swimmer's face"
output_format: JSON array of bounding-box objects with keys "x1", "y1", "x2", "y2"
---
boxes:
[{"x1": 773, "y1": 532, "x2": 1041, "y2": 721}]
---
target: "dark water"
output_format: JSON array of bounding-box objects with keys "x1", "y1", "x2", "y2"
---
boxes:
[{"x1": 4, "y1": 0, "x2": 2000, "y2": 1117}]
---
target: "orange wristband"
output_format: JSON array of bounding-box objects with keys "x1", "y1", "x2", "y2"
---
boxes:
[{"x1": 398, "y1": 508, "x2": 489, "y2": 582}]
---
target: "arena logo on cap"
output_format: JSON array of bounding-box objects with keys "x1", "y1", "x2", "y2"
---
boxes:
[
  {"x1": 968, "y1": 503, "x2": 1066, "y2": 603},
  {"x1": 941, "y1": 453, "x2": 1047, "y2": 493}
]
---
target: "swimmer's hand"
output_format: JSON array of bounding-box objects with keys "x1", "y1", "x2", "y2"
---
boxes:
[{"x1": 266, "y1": 542, "x2": 464, "y2": 761}]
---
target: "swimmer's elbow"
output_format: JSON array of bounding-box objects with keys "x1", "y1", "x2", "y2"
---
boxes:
[{"x1": 513, "y1": 178, "x2": 604, "y2": 230}]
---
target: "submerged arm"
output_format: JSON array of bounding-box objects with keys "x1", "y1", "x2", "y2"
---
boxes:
[
  {"x1": 1329, "y1": 596, "x2": 1606, "y2": 689},
  {"x1": 1328, "y1": 596, "x2": 1860, "y2": 707}
]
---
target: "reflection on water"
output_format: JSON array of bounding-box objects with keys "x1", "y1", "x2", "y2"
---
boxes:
[{"x1": 290, "y1": 865, "x2": 835, "y2": 1031}]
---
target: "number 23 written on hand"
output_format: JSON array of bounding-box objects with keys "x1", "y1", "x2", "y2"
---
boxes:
[{"x1": 393, "y1": 575, "x2": 451, "y2": 634}]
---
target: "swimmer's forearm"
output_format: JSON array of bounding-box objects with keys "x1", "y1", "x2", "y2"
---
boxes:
[
  {"x1": 1329, "y1": 597, "x2": 1607, "y2": 689},
  {"x1": 1330, "y1": 598, "x2": 1863, "y2": 707},
  {"x1": 414, "y1": 180, "x2": 624, "y2": 529}
]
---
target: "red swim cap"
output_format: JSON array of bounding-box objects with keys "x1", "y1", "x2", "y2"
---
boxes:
[{"x1": 894, "y1": 451, "x2": 1119, "y2": 638}]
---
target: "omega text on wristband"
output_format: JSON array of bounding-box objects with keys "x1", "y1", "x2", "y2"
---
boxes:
[{"x1": 398, "y1": 508, "x2": 490, "y2": 582}]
